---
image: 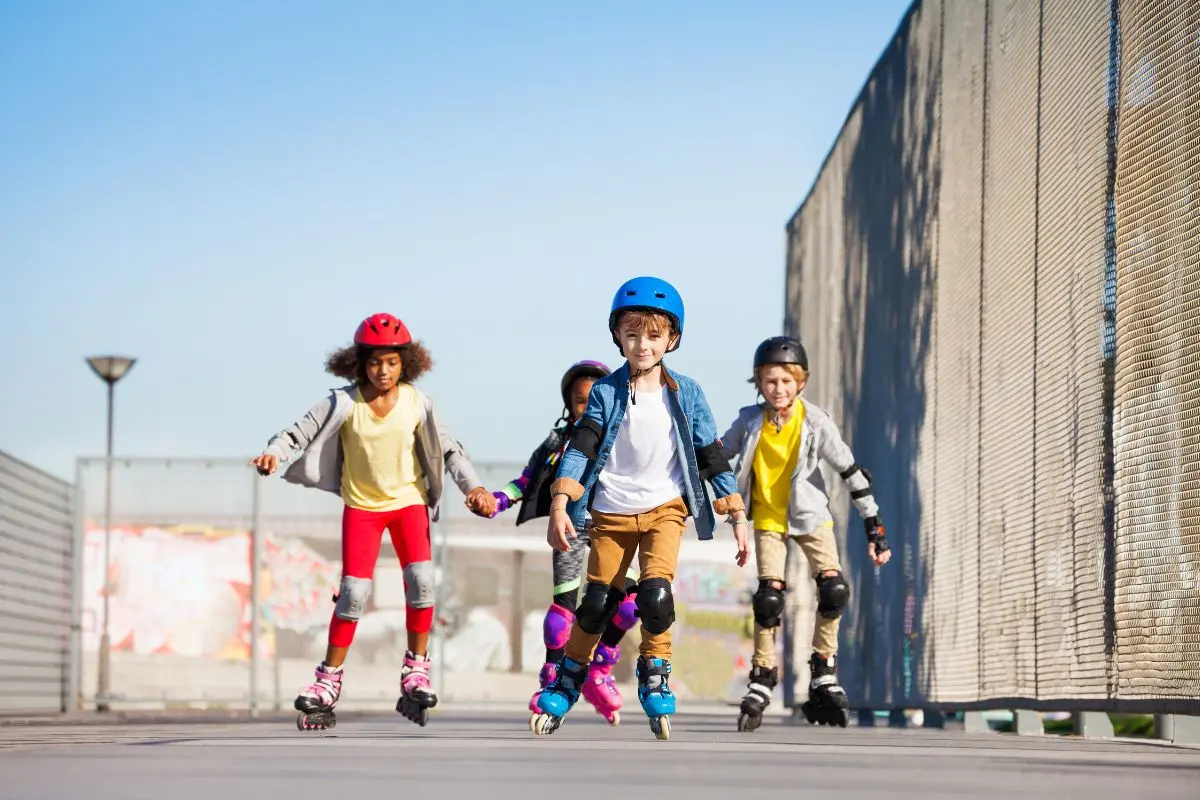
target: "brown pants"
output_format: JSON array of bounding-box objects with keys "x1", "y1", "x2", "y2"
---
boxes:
[
  {"x1": 564, "y1": 497, "x2": 687, "y2": 663},
  {"x1": 753, "y1": 526, "x2": 842, "y2": 668}
]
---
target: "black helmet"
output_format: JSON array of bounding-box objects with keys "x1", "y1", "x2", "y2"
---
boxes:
[
  {"x1": 560, "y1": 360, "x2": 611, "y2": 407},
  {"x1": 753, "y1": 336, "x2": 808, "y2": 370}
]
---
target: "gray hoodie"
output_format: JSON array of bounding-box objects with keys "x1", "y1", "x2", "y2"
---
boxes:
[
  {"x1": 719, "y1": 399, "x2": 879, "y2": 534},
  {"x1": 262, "y1": 383, "x2": 482, "y2": 521}
]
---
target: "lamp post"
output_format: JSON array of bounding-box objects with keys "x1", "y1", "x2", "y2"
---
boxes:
[{"x1": 86, "y1": 355, "x2": 136, "y2": 712}]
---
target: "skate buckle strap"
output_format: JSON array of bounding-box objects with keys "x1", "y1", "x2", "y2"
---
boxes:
[{"x1": 811, "y1": 674, "x2": 838, "y2": 688}]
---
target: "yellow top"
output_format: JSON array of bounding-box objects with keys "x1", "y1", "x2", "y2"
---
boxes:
[
  {"x1": 751, "y1": 402, "x2": 806, "y2": 534},
  {"x1": 339, "y1": 385, "x2": 428, "y2": 511}
]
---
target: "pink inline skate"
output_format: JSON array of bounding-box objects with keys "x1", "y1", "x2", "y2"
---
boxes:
[
  {"x1": 581, "y1": 642, "x2": 623, "y2": 725},
  {"x1": 397, "y1": 651, "x2": 437, "y2": 727},
  {"x1": 295, "y1": 662, "x2": 342, "y2": 731}
]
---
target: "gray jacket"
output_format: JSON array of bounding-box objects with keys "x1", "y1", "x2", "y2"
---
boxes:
[
  {"x1": 719, "y1": 400, "x2": 879, "y2": 534},
  {"x1": 262, "y1": 383, "x2": 482, "y2": 521}
]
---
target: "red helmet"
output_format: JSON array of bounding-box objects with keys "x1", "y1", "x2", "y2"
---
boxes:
[{"x1": 354, "y1": 313, "x2": 412, "y2": 348}]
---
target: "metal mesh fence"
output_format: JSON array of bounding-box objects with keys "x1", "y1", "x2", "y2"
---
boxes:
[
  {"x1": 72, "y1": 457, "x2": 761, "y2": 711},
  {"x1": 785, "y1": 0, "x2": 1199, "y2": 711},
  {"x1": 1112, "y1": 0, "x2": 1200, "y2": 707}
]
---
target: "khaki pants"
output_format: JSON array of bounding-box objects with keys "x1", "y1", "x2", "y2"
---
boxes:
[
  {"x1": 753, "y1": 527, "x2": 842, "y2": 668},
  {"x1": 564, "y1": 497, "x2": 687, "y2": 663}
]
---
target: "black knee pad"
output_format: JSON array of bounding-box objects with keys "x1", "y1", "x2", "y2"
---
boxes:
[
  {"x1": 634, "y1": 577, "x2": 675, "y2": 635},
  {"x1": 575, "y1": 581, "x2": 612, "y2": 634},
  {"x1": 752, "y1": 579, "x2": 786, "y2": 628},
  {"x1": 816, "y1": 571, "x2": 850, "y2": 620}
]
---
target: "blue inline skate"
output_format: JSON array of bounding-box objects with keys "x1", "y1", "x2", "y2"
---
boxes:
[
  {"x1": 530, "y1": 656, "x2": 588, "y2": 736},
  {"x1": 636, "y1": 656, "x2": 676, "y2": 740}
]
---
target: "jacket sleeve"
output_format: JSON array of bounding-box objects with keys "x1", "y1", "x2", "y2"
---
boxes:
[
  {"x1": 426, "y1": 397, "x2": 484, "y2": 496},
  {"x1": 718, "y1": 408, "x2": 749, "y2": 464},
  {"x1": 263, "y1": 392, "x2": 337, "y2": 463},
  {"x1": 550, "y1": 389, "x2": 605, "y2": 501},
  {"x1": 815, "y1": 414, "x2": 880, "y2": 521},
  {"x1": 494, "y1": 436, "x2": 552, "y2": 513},
  {"x1": 688, "y1": 382, "x2": 744, "y2": 515}
]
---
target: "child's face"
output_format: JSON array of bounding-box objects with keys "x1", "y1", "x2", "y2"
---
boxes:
[
  {"x1": 617, "y1": 316, "x2": 675, "y2": 372},
  {"x1": 568, "y1": 377, "x2": 596, "y2": 422},
  {"x1": 759, "y1": 365, "x2": 803, "y2": 410},
  {"x1": 364, "y1": 349, "x2": 403, "y2": 391}
]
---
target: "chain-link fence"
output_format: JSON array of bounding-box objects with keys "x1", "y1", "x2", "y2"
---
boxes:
[
  {"x1": 784, "y1": 0, "x2": 1198, "y2": 713},
  {"x1": 72, "y1": 457, "x2": 762, "y2": 711}
]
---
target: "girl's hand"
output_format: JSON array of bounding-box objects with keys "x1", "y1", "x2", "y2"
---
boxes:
[
  {"x1": 547, "y1": 508, "x2": 575, "y2": 552},
  {"x1": 733, "y1": 520, "x2": 750, "y2": 567},
  {"x1": 465, "y1": 487, "x2": 496, "y2": 517},
  {"x1": 250, "y1": 453, "x2": 278, "y2": 476}
]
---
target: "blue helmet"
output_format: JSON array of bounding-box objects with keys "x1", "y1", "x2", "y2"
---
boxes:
[{"x1": 608, "y1": 276, "x2": 685, "y2": 352}]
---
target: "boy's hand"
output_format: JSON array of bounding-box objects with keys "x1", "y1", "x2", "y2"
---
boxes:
[
  {"x1": 733, "y1": 520, "x2": 750, "y2": 567},
  {"x1": 250, "y1": 453, "x2": 278, "y2": 476},
  {"x1": 547, "y1": 508, "x2": 576, "y2": 552},
  {"x1": 865, "y1": 517, "x2": 891, "y2": 567}
]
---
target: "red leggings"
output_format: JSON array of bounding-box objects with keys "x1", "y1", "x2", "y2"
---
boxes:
[{"x1": 328, "y1": 504, "x2": 433, "y2": 648}]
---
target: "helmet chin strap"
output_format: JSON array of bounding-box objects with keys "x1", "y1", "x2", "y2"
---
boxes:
[
  {"x1": 628, "y1": 357, "x2": 666, "y2": 405},
  {"x1": 763, "y1": 395, "x2": 796, "y2": 433}
]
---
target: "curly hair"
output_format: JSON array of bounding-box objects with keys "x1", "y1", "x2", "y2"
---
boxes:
[{"x1": 325, "y1": 342, "x2": 434, "y2": 385}]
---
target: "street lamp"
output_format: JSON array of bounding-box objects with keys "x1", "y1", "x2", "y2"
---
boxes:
[{"x1": 86, "y1": 355, "x2": 136, "y2": 713}]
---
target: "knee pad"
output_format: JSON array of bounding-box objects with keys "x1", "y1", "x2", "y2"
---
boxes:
[
  {"x1": 635, "y1": 577, "x2": 675, "y2": 635},
  {"x1": 543, "y1": 603, "x2": 574, "y2": 650},
  {"x1": 575, "y1": 581, "x2": 612, "y2": 634},
  {"x1": 611, "y1": 589, "x2": 639, "y2": 632},
  {"x1": 402, "y1": 560, "x2": 435, "y2": 609},
  {"x1": 752, "y1": 579, "x2": 786, "y2": 628},
  {"x1": 333, "y1": 576, "x2": 373, "y2": 621},
  {"x1": 816, "y1": 571, "x2": 850, "y2": 620}
]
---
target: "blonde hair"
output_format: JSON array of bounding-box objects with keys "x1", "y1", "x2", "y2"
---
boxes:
[{"x1": 750, "y1": 362, "x2": 808, "y2": 389}]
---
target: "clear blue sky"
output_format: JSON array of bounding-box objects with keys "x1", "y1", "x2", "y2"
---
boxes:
[{"x1": 1, "y1": 0, "x2": 912, "y2": 482}]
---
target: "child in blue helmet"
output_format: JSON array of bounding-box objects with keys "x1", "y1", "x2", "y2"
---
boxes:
[
  {"x1": 529, "y1": 276, "x2": 750, "y2": 740},
  {"x1": 476, "y1": 360, "x2": 639, "y2": 726}
]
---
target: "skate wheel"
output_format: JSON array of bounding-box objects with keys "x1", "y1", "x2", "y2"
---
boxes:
[
  {"x1": 530, "y1": 712, "x2": 561, "y2": 736},
  {"x1": 296, "y1": 711, "x2": 335, "y2": 731},
  {"x1": 649, "y1": 715, "x2": 671, "y2": 740},
  {"x1": 835, "y1": 708, "x2": 850, "y2": 728},
  {"x1": 608, "y1": 710, "x2": 620, "y2": 726},
  {"x1": 737, "y1": 711, "x2": 760, "y2": 733}
]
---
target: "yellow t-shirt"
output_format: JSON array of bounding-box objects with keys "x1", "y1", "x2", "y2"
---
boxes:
[
  {"x1": 751, "y1": 403, "x2": 806, "y2": 534},
  {"x1": 339, "y1": 385, "x2": 428, "y2": 511}
]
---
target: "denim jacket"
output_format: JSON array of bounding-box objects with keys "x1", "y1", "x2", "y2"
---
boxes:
[{"x1": 550, "y1": 363, "x2": 744, "y2": 540}]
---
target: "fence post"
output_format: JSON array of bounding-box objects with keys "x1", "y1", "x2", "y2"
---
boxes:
[
  {"x1": 510, "y1": 549, "x2": 525, "y2": 674},
  {"x1": 1072, "y1": 711, "x2": 1113, "y2": 739},
  {"x1": 67, "y1": 459, "x2": 86, "y2": 712},
  {"x1": 249, "y1": 469, "x2": 263, "y2": 717},
  {"x1": 1014, "y1": 709, "x2": 1043, "y2": 735}
]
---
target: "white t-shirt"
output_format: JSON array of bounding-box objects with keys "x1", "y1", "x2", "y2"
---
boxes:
[{"x1": 592, "y1": 385, "x2": 686, "y2": 515}]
